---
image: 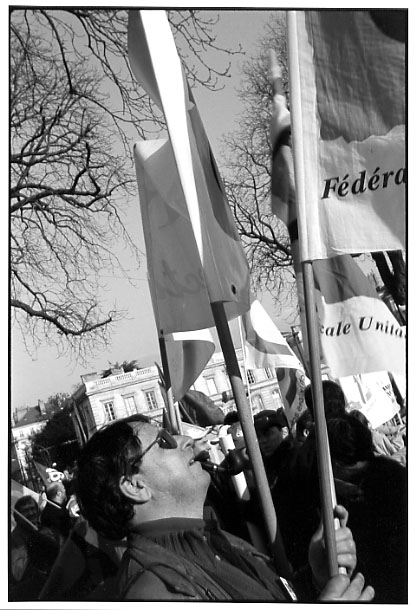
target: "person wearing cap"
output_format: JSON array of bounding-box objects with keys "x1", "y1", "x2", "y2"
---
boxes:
[{"x1": 253, "y1": 409, "x2": 295, "y2": 489}]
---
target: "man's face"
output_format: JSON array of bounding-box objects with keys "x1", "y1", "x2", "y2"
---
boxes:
[
  {"x1": 17, "y1": 500, "x2": 39, "y2": 529},
  {"x1": 257, "y1": 425, "x2": 284, "y2": 457},
  {"x1": 55, "y1": 481, "x2": 67, "y2": 505},
  {"x1": 130, "y1": 422, "x2": 210, "y2": 507}
]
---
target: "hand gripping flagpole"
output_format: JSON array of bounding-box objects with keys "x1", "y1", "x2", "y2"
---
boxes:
[{"x1": 286, "y1": 11, "x2": 339, "y2": 577}]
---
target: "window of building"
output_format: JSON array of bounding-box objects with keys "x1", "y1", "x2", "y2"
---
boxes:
[
  {"x1": 206, "y1": 377, "x2": 217, "y2": 395},
  {"x1": 247, "y1": 370, "x2": 256, "y2": 385},
  {"x1": 124, "y1": 395, "x2": 137, "y2": 415},
  {"x1": 145, "y1": 390, "x2": 158, "y2": 411},
  {"x1": 103, "y1": 401, "x2": 116, "y2": 421},
  {"x1": 252, "y1": 394, "x2": 264, "y2": 413},
  {"x1": 272, "y1": 389, "x2": 283, "y2": 405},
  {"x1": 265, "y1": 367, "x2": 274, "y2": 379}
]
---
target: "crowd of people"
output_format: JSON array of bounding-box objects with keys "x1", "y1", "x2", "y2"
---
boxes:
[
  {"x1": 10, "y1": 378, "x2": 406, "y2": 602},
  {"x1": 10, "y1": 472, "x2": 77, "y2": 600}
]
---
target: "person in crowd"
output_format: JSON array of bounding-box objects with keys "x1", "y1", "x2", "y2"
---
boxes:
[
  {"x1": 278, "y1": 381, "x2": 349, "y2": 570},
  {"x1": 294, "y1": 408, "x2": 314, "y2": 447},
  {"x1": 223, "y1": 410, "x2": 240, "y2": 426},
  {"x1": 253, "y1": 409, "x2": 295, "y2": 489},
  {"x1": 326, "y1": 414, "x2": 407, "y2": 602},
  {"x1": 41, "y1": 480, "x2": 73, "y2": 544},
  {"x1": 349, "y1": 409, "x2": 406, "y2": 466},
  {"x1": 304, "y1": 380, "x2": 348, "y2": 421},
  {"x1": 10, "y1": 495, "x2": 60, "y2": 601},
  {"x1": 75, "y1": 414, "x2": 374, "y2": 602}
]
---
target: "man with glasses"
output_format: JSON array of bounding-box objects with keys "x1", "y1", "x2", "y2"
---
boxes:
[{"x1": 75, "y1": 414, "x2": 374, "y2": 601}]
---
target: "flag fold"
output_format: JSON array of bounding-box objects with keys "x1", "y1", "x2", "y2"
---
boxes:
[
  {"x1": 129, "y1": 10, "x2": 250, "y2": 320},
  {"x1": 242, "y1": 299, "x2": 303, "y2": 371}
]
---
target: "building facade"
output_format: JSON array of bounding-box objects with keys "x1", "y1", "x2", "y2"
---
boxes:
[
  {"x1": 11, "y1": 402, "x2": 50, "y2": 487},
  {"x1": 70, "y1": 348, "x2": 284, "y2": 444}
]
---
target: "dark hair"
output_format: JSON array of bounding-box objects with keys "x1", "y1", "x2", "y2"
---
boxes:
[
  {"x1": 14, "y1": 495, "x2": 37, "y2": 513},
  {"x1": 223, "y1": 410, "x2": 239, "y2": 425},
  {"x1": 75, "y1": 415, "x2": 149, "y2": 540},
  {"x1": 349, "y1": 409, "x2": 369, "y2": 428},
  {"x1": 296, "y1": 409, "x2": 314, "y2": 437},
  {"x1": 304, "y1": 380, "x2": 347, "y2": 421},
  {"x1": 327, "y1": 414, "x2": 374, "y2": 465}
]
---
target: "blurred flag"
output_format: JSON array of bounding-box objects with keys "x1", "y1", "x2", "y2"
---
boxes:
[
  {"x1": 33, "y1": 461, "x2": 64, "y2": 486},
  {"x1": 287, "y1": 10, "x2": 405, "y2": 260},
  {"x1": 164, "y1": 329, "x2": 215, "y2": 402},
  {"x1": 179, "y1": 390, "x2": 225, "y2": 427},
  {"x1": 241, "y1": 299, "x2": 303, "y2": 371},
  {"x1": 134, "y1": 138, "x2": 214, "y2": 333},
  {"x1": 11, "y1": 479, "x2": 39, "y2": 508},
  {"x1": 276, "y1": 368, "x2": 309, "y2": 431},
  {"x1": 39, "y1": 518, "x2": 126, "y2": 601},
  {"x1": 129, "y1": 10, "x2": 250, "y2": 320}
]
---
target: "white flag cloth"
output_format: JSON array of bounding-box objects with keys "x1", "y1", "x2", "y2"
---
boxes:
[
  {"x1": 287, "y1": 10, "x2": 405, "y2": 260},
  {"x1": 135, "y1": 139, "x2": 214, "y2": 333},
  {"x1": 338, "y1": 371, "x2": 400, "y2": 429},
  {"x1": 129, "y1": 10, "x2": 250, "y2": 317},
  {"x1": 313, "y1": 254, "x2": 406, "y2": 378},
  {"x1": 242, "y1": 299, "x2": 303, "y2": 371}
]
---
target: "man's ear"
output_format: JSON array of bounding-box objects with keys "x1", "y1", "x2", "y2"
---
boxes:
[{"x1": 119, "y1": 474, "x2": 151, "y2": 504}]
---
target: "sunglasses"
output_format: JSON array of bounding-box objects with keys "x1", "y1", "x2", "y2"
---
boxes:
[{"x1": 135, "y1": 428, "x2": 178, "y2": 462}]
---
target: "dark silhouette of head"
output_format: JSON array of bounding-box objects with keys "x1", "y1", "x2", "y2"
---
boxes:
[
  {"x1": 223, "y1": 410, "x2": 239, "y2": 426},
  {"x1": 349, "y1": 409, "x2": 370, "y2": 429},
  {"x1": 304, "y1": 380, "x2": 347, "y2": 421},
  {"x1": 327, "y1": 414, "x2": 374, "y2": 466}
]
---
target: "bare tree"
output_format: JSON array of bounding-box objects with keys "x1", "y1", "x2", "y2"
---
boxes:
[
  {"x1": 222, "y1": 13, "x2": 297, "y2": 318},
  {"x1": 10, "y1": 8, "x2": 240, "y2": 359}
]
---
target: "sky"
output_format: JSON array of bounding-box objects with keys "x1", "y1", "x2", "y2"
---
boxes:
[{"x1": 10, "y1": 8, "x2": 299, "y2": 410}]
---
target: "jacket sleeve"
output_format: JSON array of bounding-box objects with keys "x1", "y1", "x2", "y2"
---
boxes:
[{"x1": 292, "y1": 564, "x2": 321, "y2": 602}]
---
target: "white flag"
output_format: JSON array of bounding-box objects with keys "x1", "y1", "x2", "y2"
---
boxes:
[{"x1": 242, "y1": 299, "x2": 303, "y2": 371}]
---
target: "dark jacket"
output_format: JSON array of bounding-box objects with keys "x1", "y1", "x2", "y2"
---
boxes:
[
  {"x1": 40, "y1": 501, "x2": 72, "y2": 541},
  {"x1": 117, "y1": 518, "x2": 314, "y2": 601}
]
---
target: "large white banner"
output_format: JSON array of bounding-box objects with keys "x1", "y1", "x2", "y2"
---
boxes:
[{"x1": 288, "y1": 10, "x2": 405, "y2": 260}]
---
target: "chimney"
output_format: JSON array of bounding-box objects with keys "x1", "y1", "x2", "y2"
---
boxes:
[{"x1": 38, "y1": 399, "x2": 46, "y2": 415}]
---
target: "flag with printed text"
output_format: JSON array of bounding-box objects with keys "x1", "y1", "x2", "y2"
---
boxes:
[
  {"x1": 313, "y1": 254, "x2": 406, "y2": 378},
  {"x1": 288, "y1": 10, "x2": 405, "y2": 260},
  {"x1": 270, "y1": 57, "x2": 406, "y2": 380}
]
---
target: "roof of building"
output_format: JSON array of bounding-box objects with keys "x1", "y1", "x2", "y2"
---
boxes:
[{"x1": 13, "y1": 406, "x2": 49, "y2": 428}]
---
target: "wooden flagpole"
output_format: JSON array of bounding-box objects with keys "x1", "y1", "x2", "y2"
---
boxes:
[
  {"x1": 158, "y1": 336, "x2": 180, "y2": 435},
  {"x1": 211, "y1": 302, "x2": 292, "y2": 579},
  {"x1": 286, "y1": 10, "x2": 339, "y2": 576},
  {"x1": 237, "y1": 316, "x2": 254, "y2": 409}
]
